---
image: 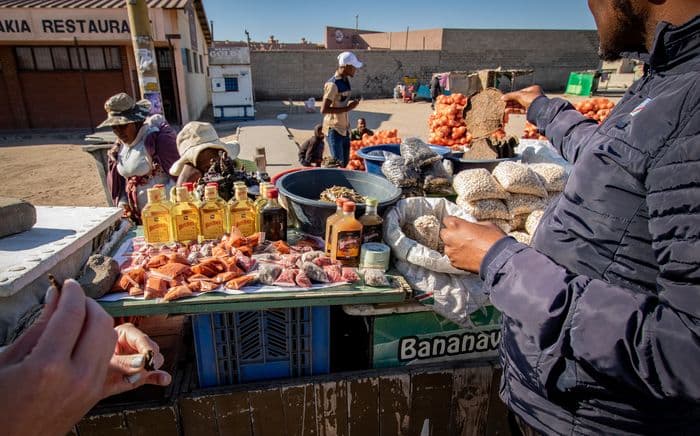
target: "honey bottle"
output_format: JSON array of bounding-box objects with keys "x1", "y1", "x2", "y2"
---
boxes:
[
  {"x1": 359, "y1": 198, "x2": 383, "y2": 244},
  {"x1": 229, "y1": 184, "x2": 257, "y2": 236},
  {"x1": 142, "y1": 187, "x2": 173, "y2": 245},
  {"x1": 324, "y1": 198, "x2": 347, "y2": 256},
  {"x1": 331, "y1": 201, "x2": 363, "y2": 267},
  {"x1": 199, "y1": 185, "x2": 226, "y2": 241},
  {"x1": 260, "y1": 188, "x2": 287, "y2": 242},
  {"x1": 172, "y1": 186, "x2": 201, "y2": 243}
]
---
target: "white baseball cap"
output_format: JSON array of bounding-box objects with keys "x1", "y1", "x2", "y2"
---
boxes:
[{"x1": 338, "y1": 51, "x2": 363, "y2": 68}]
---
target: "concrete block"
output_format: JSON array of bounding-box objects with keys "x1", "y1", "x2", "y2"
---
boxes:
[{"x1": 0, "y1": 197, "x2": 36, "y2": 238}]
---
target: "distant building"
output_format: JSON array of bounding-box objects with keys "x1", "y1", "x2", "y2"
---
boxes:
[
  {"x1": 209, "y1": 43, "x2": 254, "y2": 122},
  {"x1": 0, "y1": 0, "x2": 212, "y2": 130}
]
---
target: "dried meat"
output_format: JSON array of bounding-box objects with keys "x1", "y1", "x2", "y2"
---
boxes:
[
  {"x1": 295, "y1": 270, "x2": 313, "y2": 288},
  {"x1": 302, "y1": 262, "x2": 329, "y2": 283},
  {"x1": 258, "y1": 264, "x2": 283, "y2": 285},
  {"x1": 273, "y1": 269, "x2": 298, "y2": 287},
  {"x1": 341, "y1": 267, "x2": 360, "y2": 283}
]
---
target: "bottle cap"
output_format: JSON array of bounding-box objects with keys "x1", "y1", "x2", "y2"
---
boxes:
[
  {"x1": 366, "y1": 198, "x2": 378, "y2": 207},
  {"x1": 266, "y1": 188, "x2": 278, "y2": 199},
  {"x1": 343, "y1": 201, "x2": 356, "y2": 213},
  {"x1": 183, "y1": 182, "x2": 194, "y2": 192},
  {"x1": 204, "y1": 185, "x2": 218, "y2": 198},
  {"x1": 206, "y1": 182, "x2": 218, "y2": 188},
  {"x1": 154, "y1": 184, "x2": 165, "y2": 189},
  {"x1": 147, "y1": 187, "x2": 161, "y2": 202},
  {"x1": 335, "y1": 198, "x2": 348, "y2": 207}
]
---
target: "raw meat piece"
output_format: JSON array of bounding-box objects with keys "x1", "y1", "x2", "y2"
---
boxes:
[
  {"x1": 281, "y1": 254, "x2": 301, "y2": 268},
  {"x1": 295, "y1": 271, "x2": 312, "y2": 288},
  {"x1": 258, "y1": 264, "x2": 283, "y2": 285},
  {"x1": 323, "y1": 264, "x2": 343, "y2": 283},
  {"x1": 145, "y1": 276, "x2": 169, "y2": 299},
  {"x1": 273, "y1": 269, "x2": 298, "y2": 287},
  {"x1": 341, "y1": 268, "x2": 360, "y2": 283},
  {"x1": 302, "y1": 262, "x2": 330, "y2": 283}
]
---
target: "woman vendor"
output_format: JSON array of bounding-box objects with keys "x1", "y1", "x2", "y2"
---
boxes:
[
  {"x1": 169, "y1": 121, "x2": 241, "y2": 185},
  {"x1": 102, "y1": 93, "x2": 179, "y2": 224}
]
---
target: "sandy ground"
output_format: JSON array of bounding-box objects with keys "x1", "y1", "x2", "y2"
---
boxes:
[{"x1": 0, "y1": 95, "x2": 617, "y2": 207}]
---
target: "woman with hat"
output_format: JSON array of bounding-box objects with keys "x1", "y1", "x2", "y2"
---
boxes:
[
  {"x1": 169, "y1": 121, "x2": 242, "y2": 186},
  {"x1": 102, "y1": 93, "x2": 179, "y2": 224}
]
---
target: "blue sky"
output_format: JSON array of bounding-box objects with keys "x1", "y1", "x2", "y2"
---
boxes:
[{"x1": 203, "y1": 0, "x2": 596, "y2": 44}]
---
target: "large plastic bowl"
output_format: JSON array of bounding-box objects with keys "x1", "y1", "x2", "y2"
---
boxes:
[
  {"x1": 446, "y1": 154, "x2": 521, "y2": 172},
  {"x1": 277, "y1": 168, "x2": 402, "y2": 236},
  {"x1": 357, "y1": 144, "x2": 452, "y2": 176}
]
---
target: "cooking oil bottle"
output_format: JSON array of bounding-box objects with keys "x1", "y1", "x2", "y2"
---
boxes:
[
  {"x1": 359, "y1": 198, "x2": 383, "y2": 244},
  {"x1": 324, "y1": 198, "x2": 347, "y2": 256},
  {"x1": 331, "y1": 201, "x2": 363, "y2": 267},
  {"x1": 229, "y1": 184, "x2": 257, "y2": 236},
  {"x1": 172, "y1": 186, "x2": 201, "y2": 243},
  {"x1": 142, "y1": 187, "x2": 173, "y2": 245},
  {"x1": 260, "y1": 188, "x2": 287, "y2": 242},
  {"x1": 199, "y1": 185, "x2": 227, "y2": 241}
]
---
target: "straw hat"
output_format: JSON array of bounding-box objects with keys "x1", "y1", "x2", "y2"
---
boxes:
[
  {"x1": 97, "y1": 93, "x2": 151, "y2": 128},
  {"x1": 169, "y1": 122, "x2": 241, "y2": 176}
]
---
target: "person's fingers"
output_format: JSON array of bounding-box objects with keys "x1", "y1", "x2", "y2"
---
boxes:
[
  {"x1": 103, "y1": 370, "x2": 172, "y2": 398},
  {"x1": 110, "y1": 353, "x2": 148, "y2": 375},
  {"x1": 115, "y1": 323, "x2": 160, "y2": 356},
  {"x1": 0, "y1": 286, "x2": 59, "y2": 365},
  {"x1": 72, "y1": 298, "x2": 116, "y2": 377},
  {"x1": 33, "y1": 279, "x2": 88, "y2": 361}
]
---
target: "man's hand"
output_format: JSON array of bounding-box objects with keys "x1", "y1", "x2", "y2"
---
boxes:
[
  {"x1": 347, "y1": 99, "x2": 360, "y2": 110},
  {"x1": 502, "y1": 85, "x2": 545, "y2": 115},
  {"x1": 441, "y1": 217, "x2": 506, "y2": 273},
  {"x1": 0, "y1": 280, "x2": 117, "y2": 436},
  {"x1": 101, "y1": 323, "x2": 171, "y2": 398}
]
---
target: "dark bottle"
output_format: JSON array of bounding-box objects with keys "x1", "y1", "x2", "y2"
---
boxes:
[{"x1": 260, "y1": 188, "x2": 287, "y2": 242}]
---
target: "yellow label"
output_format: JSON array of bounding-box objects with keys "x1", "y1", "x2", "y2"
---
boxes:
[
  {"x1": 174, "y1": 212, "x2": 199, "y2": 242},
  {"x1": 144, "y1": 212, "x2": 171, "y2": 244},
  {"x1": 201, "y1": 211, "x2": 224, "y2": 239},
  {"x1": 232, "y1": 211, "x2": 255, "y2": 236}
]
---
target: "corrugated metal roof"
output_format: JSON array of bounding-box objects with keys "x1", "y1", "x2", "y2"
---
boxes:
[{"x1": 0, "y1": 0, "x2": 189, "y2": 8}]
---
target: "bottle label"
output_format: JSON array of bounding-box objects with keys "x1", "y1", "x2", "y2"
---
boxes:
[
  {"x1": 145, "y1": 212, "x2": 170, "y2": 243},
  {"x1": 232, "y1": 211, "x2": 255, "y2": 236},
  {"x1": 261, "y1": 210, "x2": 287, "y2": 242},
  {"x1": 362, "y1": 223, "x2": 383, "y2": 244},
  {"x1": 201, "y1": 211, "x2": 224, "y2": 239},
  {"x1": 175, "y1": 212, "x2": 199, "y2": 242},
  {"x1": 335, "y1": 230, "x2": 362, "y2": 261}
]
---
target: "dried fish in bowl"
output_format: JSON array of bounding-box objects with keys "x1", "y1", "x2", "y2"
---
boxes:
[{"x1": 319, "y1": 186, "x2": 365, "y2": 203}]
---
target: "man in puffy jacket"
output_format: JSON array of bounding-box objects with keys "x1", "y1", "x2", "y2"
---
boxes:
[{"x1": 441, "y1": 1, "x2": 700, "y2": 434}]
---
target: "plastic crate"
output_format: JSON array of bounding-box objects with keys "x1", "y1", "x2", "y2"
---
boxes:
[
  {"x1": 192, "y1": 306, "x2": 330, "y2": 387},
  {"x1": 565, "y1": 72, "x2": 596, "y2": 96}
]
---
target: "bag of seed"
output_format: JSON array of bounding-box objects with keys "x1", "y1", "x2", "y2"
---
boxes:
[
  {"x1": 529, "y1": 163, "x2": 568, "y2": 192},
  {"x1": 526, "y1": 209, "x2": 545, "y2": 235},
  {"x1": 492, "y1": 161, "x2": 547, "y2": 198},
  {"x1": 509, "y1": 213, "x2": 528, "y2": 231},
  {"x1": 400, "y1": 137, "x2": 442, "y2": 169},
  {"x1": 383, "y1": 197, "x2": 488, "y2": 326},
  {"x1": 509, "y1": 231, "x2": 531, "y2": 245},
  {"x1": 506, "y1": 194, "x2": 546, "y2": 216},
  {"x1": 453, "y1": 168, "x2": 508, "y2": 201},
  {"x1": 456, "y1": 197, "x2": 510, "y2": 220},
  {"x1": 381, "y1": 153, "x2": 419, "y2": 187}
]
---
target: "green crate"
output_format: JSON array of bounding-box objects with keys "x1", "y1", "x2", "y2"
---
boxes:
[{"x1": 565, "y1": 72, "x2": 596, "y2": 96}]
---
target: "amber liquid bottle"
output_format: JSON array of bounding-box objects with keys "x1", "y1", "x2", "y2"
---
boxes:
[
  {"x1": 324, "y1": 198, "x2": 347, "y2": 256},
  {"x1": 229, "y1": 184, "x2": 257, "y2": 236},
  {"x1": 172, "y1": 187, "x2": 201, "y2": 243},
  {"x1": 142, "y1": 188, "x2": 173, "y2": 245},
  {"x1": 359, "y1": 198, "x2": 383, "y2": 244},
  {"x1": 200, "y1": 185, "x2": 226, "y2": 241},
  {"x1": 331, "y1": 201, "x2": 363, "y2": 267},
  {"x1": 260, "y1": 188, "x2": 287, "y2": 242}
]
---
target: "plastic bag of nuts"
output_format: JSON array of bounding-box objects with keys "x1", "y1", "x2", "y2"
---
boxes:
[
  {"x1": 506, "y1": 194, "x2": 546, "y2": 216},
  {"x1": 456, "y1": 198, "x2": 510, "y2": 220},
  {"x1": 453, "y1": 168, "x2": 508, "y2": 201},
  {"x1": 492, "y1": 161, "x2": 547, "y2": 198},
  {"x1": 529, "y1": 163, "x2": 568, "y2": 192}
]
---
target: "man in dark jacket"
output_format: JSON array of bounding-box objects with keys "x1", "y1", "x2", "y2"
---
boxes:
[
  {"x1": 430, "y1": 75, "x2": 442, "y2": 109},
  {"x1": 441, "y1": 1, "x2": 700, "y2": 434},
  {"x1": 297, "y1": 124, "x2": 325, "y2": 167}
]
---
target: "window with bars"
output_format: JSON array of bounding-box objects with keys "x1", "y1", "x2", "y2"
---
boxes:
[
  {"x1": 184, "y1": 48, "x2": 192, "y2": 73},
  {"x1": 15, "y1": 46, "x2": 121, "y2": 71},
  {"x1": 193, "y1": 51, "x2": 199, "y2": 73},
  {"x1": 199, "y1": 54, "x2": 204, "y2": 75},
  {"x1": 224, "y1": 77, "x2": 239, "y2": 92}
]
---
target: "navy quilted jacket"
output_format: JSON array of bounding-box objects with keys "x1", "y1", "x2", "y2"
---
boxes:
[{"x1": 480, "y1": 16, "x2": 700, "y2": 435}]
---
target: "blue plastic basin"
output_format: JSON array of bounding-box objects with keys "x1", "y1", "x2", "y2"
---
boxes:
[{"x1": 357, "y1": 144, "x2": 452, "y2": 176}]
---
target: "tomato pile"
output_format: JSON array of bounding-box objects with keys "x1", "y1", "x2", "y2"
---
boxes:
[
  {"x1": 346, "y1": 129, "x2": 402, "y2": 171},
  {"x1": 427, "y1": 94, "x2": 473, "y2": 148},
  {"x1": 522, "y1": 97, "x2": 616, "y2": 140}
]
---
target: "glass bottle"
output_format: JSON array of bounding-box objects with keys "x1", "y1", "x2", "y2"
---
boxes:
[
  {"x1": 142, "y1": 187, "x2": 173, "y2": 245},
  {"x1": 331, "y1": 201, "x2": 363, "y2": 267},
  {"x1": 199, "y1": 185, "x2": 226, "y2": 241},
  {"x1": 260, "y1": 188, "x2": 287, "y2": 242},
  {"x1": 359, "y1": 198, "x2": 383, "y2": 244},
  {"x1": 324, "y1": 198, "x2": 347, "y2": 256},
  {"x1": 254, "y1": 183, "x2": 271, "y2": 231},
  {"x1": 229, "y1": 184, "x2": 257, "y2": 236},
  {"x1": 154, "y1": 183, "x2": 174, "y2": 211},
  {"x1": 172, "y1": 186, "x2": 201, "y2": 244},
  {"x1": 182, "y1": 181, "x2": 200, "y2": 205},
  {"x1": 205, "y1": 182, "x2": 229, "y2": 232}
]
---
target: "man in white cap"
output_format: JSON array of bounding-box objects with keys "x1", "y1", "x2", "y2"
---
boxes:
[{"x1": 321, "y1": 51, "x2": 363, "y2": 167}]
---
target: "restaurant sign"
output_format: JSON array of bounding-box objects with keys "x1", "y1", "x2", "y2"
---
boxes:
[{"x1": 373, "y1": 306, "x2": 501, "y2": 368}]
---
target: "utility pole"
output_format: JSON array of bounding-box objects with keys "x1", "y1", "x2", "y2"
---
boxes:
[
  {"x1": 126, "y1": 0, "x2": 163, "y2": 115},
  {"x1": 355, "y1": 15, "x2": 359, "y2": 31}
]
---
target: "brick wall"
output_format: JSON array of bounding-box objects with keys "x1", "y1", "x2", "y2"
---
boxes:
[{"x1": 251, "y1": 29, "x2": 600, "y2": 99}]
